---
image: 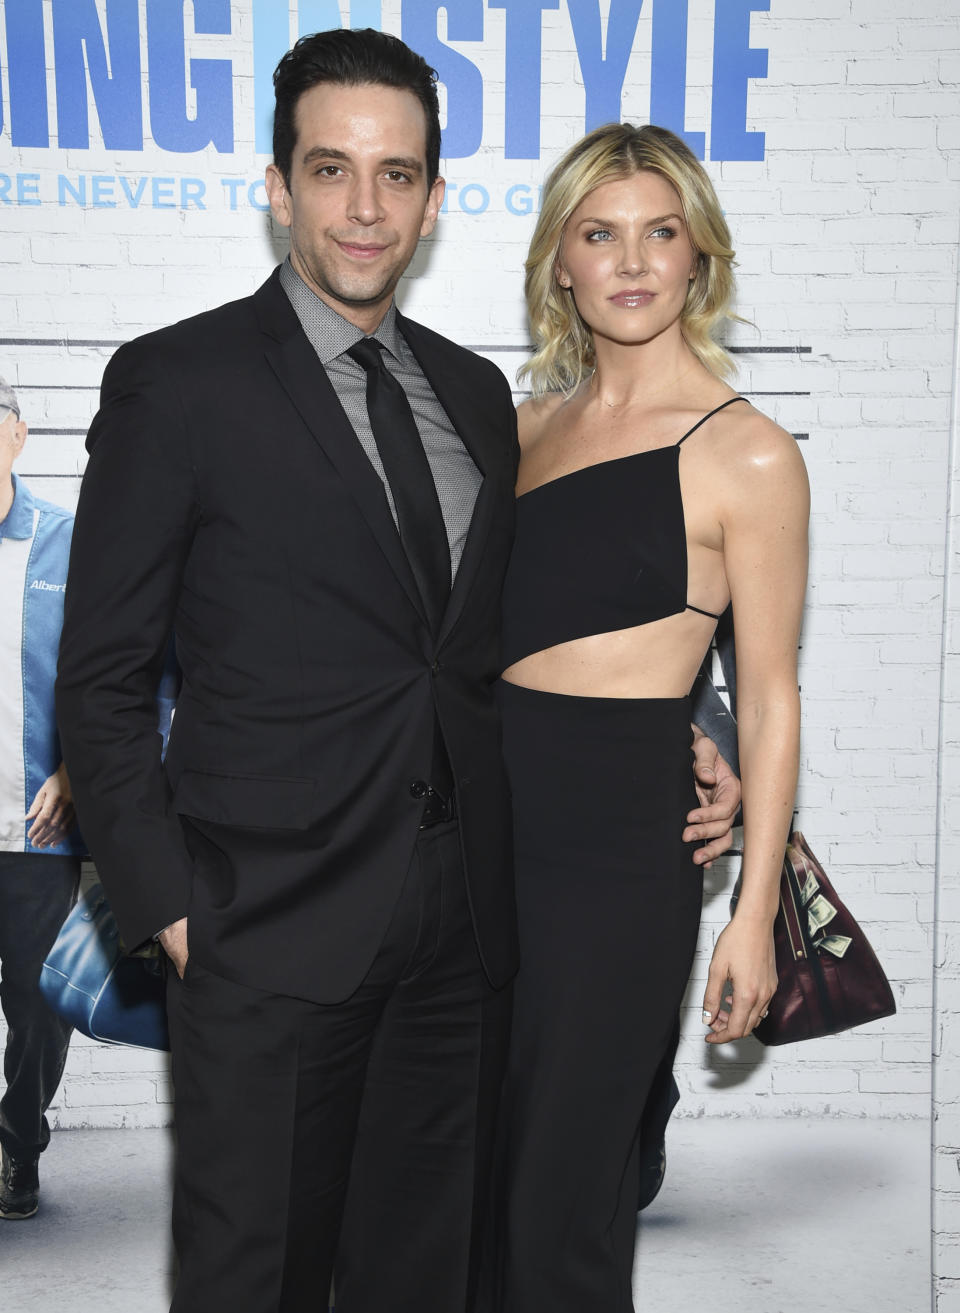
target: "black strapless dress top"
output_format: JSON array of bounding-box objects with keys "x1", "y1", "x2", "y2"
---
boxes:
[{"x1": 500, "y1": 397, "x2": 746, "y2": 670}]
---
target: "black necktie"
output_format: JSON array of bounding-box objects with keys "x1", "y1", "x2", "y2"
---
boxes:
[{"x1": 347, "y1": 337, "x2": 451, "y2": 633}]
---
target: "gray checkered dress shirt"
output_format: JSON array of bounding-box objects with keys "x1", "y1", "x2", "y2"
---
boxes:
[{"x1": 279, "y1": 259, "x2": 482, "y2": 578}]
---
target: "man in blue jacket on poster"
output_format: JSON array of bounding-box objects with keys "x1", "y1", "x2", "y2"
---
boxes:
[{"x1": 0, "y1": 376, "x2": 84, "y2": 1220}]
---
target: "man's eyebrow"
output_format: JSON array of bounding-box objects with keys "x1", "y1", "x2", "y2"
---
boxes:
[
  {"x1": 301, "y1": 146, "x2": 350, "y2": 166},
  {"x1": 299, "y1": 146, "x2": 424, "y2": 175},
  {"x1": 382, "y1": 156, "x2": 425, "y2": 175}
]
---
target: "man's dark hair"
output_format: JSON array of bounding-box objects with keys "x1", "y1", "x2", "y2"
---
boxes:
[{"x1": 273, "y1": 28, "x2": 442, "y2": 188}]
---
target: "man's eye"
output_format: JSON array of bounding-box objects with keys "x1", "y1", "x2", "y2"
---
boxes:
[
  {"x1": 316, "y1": 165, "x2": 342, "y2": 177},
  {"x1": 385, "y1": 170, "x2": 412, "y2": 183}
]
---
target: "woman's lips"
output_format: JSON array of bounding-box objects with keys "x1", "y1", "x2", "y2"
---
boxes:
[{"x1": 609, "y1": 289, "x2": 655, "y2": 307}]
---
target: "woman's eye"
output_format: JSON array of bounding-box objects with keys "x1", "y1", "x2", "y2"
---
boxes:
[
  {"x1": 651, "y1": 226, "x2": 676, "y2": 239},
  {"x1": 586, "y1": 228, "x2": 613, "y2": 242}
]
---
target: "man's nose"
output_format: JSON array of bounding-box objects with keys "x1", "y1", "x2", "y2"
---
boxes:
[{"x1": 347, "y1": 175, "x2": 385, "y2": 226}]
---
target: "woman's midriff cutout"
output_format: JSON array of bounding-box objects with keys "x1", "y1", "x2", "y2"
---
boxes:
[{"x1": 500, "y1": 607, "x2": 720, "y2": 700}]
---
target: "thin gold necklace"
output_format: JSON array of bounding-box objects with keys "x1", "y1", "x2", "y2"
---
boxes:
[{"x1": 589, "y1": 362, "x2": 696, "y2": 410}]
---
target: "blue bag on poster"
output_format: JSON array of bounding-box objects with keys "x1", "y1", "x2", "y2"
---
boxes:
[{"x1": 40, "y1": 881, "x2": 170, "y2": 1051}]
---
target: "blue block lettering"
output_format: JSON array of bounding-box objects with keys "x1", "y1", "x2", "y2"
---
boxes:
[
  {"x1": 5, "y1": 0, "x2": 50, "y2": 147},
  {"x1": 152, "y1": 176, "x2": 176, "y2": 208},
  {"x1": 489, "y1": 0, "x2": 559, "y2": 160},
  {"x1": 254, "y1": 2, "x2": 385, "y2": 157},
  {"x1": 505, "y1": 183, "x2": 535, "y2": 215},
  {"x1": 92, "y1": 175, "x2": 117, "y2": 207},
  {"x1": 650, "y1": 0, "x2": 705, "y2": 159},
  {"x1": 181, "y1": 177, "x2": 207, "y2": 209},
  {"x1": 298, "y1": 1, "x2": 344, "y2": 34},
  {"x1": 222, "y1": 178, "x2": 245, "y2": 210},
  {"x1": 51, "y1": 0, "x2": 142, "y2": 149},
  {"x1": 58, "y1": 174, "x2": 87, "y2": 205},
  {"x1": 18, "y1": 173, "x2": 41, "y2": 204},
  {"x1": 568, "y1": 0, "x2": 646, "y2": 133},
  {"x1": 459, "y1": 182, "x2": 489, "y2": 214},
  {"x1": 146, "y1": 0, "x2": 233, "y2": 153},
  {"x1": 248, "y1": 179, "x2": 270, "y2": 210},
  {"x1": 252, "y1": 0, "x2": 290, "y2": 155},
  {"x1": 342, "y1": 0, "x2": 382, "y2": 26},
  {"x1": 711, "y1": 0, "x2": 768, "y2": 161},
  {"x1": 120, "y1": 176, "x2": 147, "y2": 207},
  {"x1": 402, "y1": 0, "x2": 484, "y2": 159}
]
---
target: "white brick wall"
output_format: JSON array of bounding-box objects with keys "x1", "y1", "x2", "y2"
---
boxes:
[{"x1": 1, "y1": 0, "x2": 959, "y2": 1300}]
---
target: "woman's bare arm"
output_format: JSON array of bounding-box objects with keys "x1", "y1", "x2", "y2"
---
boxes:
[{"x1": 701, "y1": 413, "x2": 810, "y2": 1042}]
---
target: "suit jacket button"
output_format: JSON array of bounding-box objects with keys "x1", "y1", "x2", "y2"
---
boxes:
[
  {"x1": 431, "y1": 660, "x2": 441, "y2": 676},
  {"x1": 409, "y1": 780, "x2": 429, "y2": 799}
]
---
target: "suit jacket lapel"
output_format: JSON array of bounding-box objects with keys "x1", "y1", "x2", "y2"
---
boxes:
[{"x1": 254, "y1": 274, "x2": 427, "y2": 626}]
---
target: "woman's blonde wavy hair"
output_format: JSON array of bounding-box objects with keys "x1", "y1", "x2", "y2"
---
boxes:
[{"x1": 521, "y1": 123, "x2": 738, "y2": 396}]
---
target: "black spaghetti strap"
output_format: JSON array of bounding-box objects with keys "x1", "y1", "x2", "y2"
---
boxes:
[
  {"x1": 680, "y1": 403, "x2": 743, "y2": 620},
  {"x1": 676, "y1": 396, "x2": 747, "y2": 447}
]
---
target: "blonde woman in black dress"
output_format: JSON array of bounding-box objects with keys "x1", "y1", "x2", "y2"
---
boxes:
[{"x1": 485, "y1": 124, "x2": 809, "y2": 1312}]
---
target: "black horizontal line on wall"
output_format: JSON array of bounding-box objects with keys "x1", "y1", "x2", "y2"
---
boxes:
[
  {"x1": 5, "y1": 337, "x2": 813, "y2": 356},
  {"x1": 513, "y1": 386, "x2": 809, "y2": 406},
  {"x1": 730, "y1": 345, "x2": 812, "y2": 354},
  {"x1": 17, "y1": 384, "x2": 100, "y2": 391},
  {"x1": 31, "y1": 426, "x2": 810, "y2": 441},
  {"x1": 0, "y1": 338, "x2": 124, "y2": 348},
  {"x1": 469, "y1": 343, "x2": 811, "y2": 354}
]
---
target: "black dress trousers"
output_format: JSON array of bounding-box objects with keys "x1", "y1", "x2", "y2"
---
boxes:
[{"x1": 166, "y1": 819, "x2": 511, "y2": 1313}]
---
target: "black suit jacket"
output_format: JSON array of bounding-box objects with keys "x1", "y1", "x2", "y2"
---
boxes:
[{"x1": 56, "y1": 269, "x2": 520, "y2": 1003}]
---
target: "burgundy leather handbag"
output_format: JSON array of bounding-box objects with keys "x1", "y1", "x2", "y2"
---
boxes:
[{"x1": 752, "y1": 832, "x2": 896, "y2": 1046}]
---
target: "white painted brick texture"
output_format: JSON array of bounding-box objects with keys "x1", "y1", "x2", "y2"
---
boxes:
[{"x1": 2, "y1": 0, "x2": 959, "y2": 1296}]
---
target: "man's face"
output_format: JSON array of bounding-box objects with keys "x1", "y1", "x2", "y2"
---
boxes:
[
  {"x1": 265, "y1": 82, "x2": 445, "y2": 333},
  {"x1": 0, "y1": 408, "x2": 26, "y2": 483}
]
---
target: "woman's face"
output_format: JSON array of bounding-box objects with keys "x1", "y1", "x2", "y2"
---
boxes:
[{"x1": 556, "y1": 170, "x2": 698, "y2": 351}]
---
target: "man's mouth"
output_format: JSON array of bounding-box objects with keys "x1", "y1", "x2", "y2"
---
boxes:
[{"x1": 336, "y1": 239, "x2": 389, "y2": 260}]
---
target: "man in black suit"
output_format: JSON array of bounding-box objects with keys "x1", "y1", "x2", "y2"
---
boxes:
[{"x1": 56, "y1": 28, "x2": 738, "y2": 1313}]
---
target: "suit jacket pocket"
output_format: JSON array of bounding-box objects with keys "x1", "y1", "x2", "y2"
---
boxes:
[{"x1": 172, "y1": 769, "x2": 318, "y2": 831}]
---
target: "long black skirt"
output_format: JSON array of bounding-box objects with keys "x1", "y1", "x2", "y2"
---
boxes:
[{"x1": 484, "y1": 681, "x2": 704, "y2": 1313}]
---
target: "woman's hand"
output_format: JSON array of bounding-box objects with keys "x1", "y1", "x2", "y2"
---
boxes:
[{"x1": 702, "y1": 916, "x2": 777, "y2": 1043}]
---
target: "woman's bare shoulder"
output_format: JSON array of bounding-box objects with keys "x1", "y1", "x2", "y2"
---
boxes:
[
  {"x1": 516, "y1": 391, "x2": 568, "y2": 450},
  {"x1": 699, "y1": 400, "x2": 809, "y2": 516},
  {"x1": 735, "y1": 404, "x2": 805, "y2": 480},
  {"x1": 700, "y1": 399, "x2": 805, "y2": 478}
]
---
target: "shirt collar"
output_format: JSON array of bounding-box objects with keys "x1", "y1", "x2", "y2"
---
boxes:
[
  {"x1": 278, "y1": 257, "x2": 403, "y2": 365},
  {"x1": 0, "y1": 474, "x2": 36, "y2": 541}
]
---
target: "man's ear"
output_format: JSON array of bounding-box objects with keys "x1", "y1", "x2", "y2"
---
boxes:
[
  {"x1": 265, "y1": 164, "x2": 292, "y2": 228},
  {"x1": 419, "y1": 175, "x2": 446, "y2": 238}
]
